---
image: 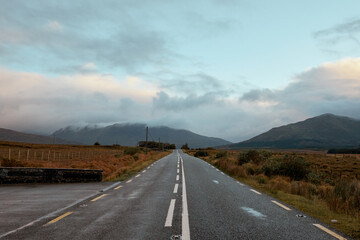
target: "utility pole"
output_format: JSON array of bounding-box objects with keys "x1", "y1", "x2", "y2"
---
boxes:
[{"x1": 145, "y1": 126, "x2": 148, "y2": 154}]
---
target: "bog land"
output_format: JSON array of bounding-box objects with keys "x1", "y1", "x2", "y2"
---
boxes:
[{"x1": 0, "y1": 141, "x2": 170, "y2": 181}]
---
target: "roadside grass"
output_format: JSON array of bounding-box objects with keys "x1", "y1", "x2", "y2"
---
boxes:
[
  {"x1": 187, "y1": 149, "x2": 360, "y2": 240},
  {"x1": 0, "y1": 141, "x2": 171, "y2": 181}
]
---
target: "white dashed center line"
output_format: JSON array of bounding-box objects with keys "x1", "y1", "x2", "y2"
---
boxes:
[
  {"x1": 176, "y1": 175, "x2": 179, "y2": 181},
  {"x1": 135, "y1": 174, "x2": 140, "y2": 178},
  {"x1": 173, "y1": 183, "x2": 179, "y2": 193},
  {"x1": 165, "y1": 199, "x2": 176, "y2": 227},
  {"x1": 126, "y1": 179, "x2": 132, "y2": 183}
]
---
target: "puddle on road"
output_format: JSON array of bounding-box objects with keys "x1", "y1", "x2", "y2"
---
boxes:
[
  {"x1": 241, "y1": 206, "x2": 266, "y2": 220},
  {"x1": 212, "y1": 180, "x2": 219, "y2": 184}
]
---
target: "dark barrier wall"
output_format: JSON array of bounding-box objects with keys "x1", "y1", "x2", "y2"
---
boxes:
[{"x1": 0, "y1": 167, "x2": 103, "y2": 184}]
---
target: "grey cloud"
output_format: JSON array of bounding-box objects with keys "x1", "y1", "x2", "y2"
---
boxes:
[
  {"x1": 153, "y1": 91, "x2": 220, "y2": 111},
  {"x1": 157, "y1": 72, "x2": 222, "y2": 93},
  {"x1": 0, "y1": 1, "x2": 174, "y2": 73},
  {"x1": 314, "y1": 18, "x2": 360, "y2": 48},
  {"x1": 239, "y1": 88, "x2": 276, "y2": 102}
]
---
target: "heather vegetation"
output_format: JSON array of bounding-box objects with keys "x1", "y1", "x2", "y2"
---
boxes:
[
  {"x1": 0, "y1": 141, "x2": 170, "y2": 181},
  {"x1": 187, "y1": 149, "x2": 360, "y2": 239}
]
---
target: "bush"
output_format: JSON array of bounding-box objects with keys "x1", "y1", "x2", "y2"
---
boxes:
[
  {"x1": 307, "y1": 171, "x2": 322, "y2": 185},
  {"x1": 124, "y1": 147, "x2": 140, "y2": 156},
  {"x1": 215, "y1": 151, "x2": 227, "y2": 159},
  {"x1": 262, "y1": 154, "x2": 309, "y2": 180},
  {"x1": 281, "y1": 154, "x2": 309, "y2": 180},
  {"x1": 238, "y1": 150, "x2": 270, "y2": 165},
  {"x1": 194, "y1": 150, "x2": 209, "y2": 157},
  {"x1": 181, "y1": 143, "x2": 189, "y2": 150},
  {"x1": 94, "y1": 142, "x2": 100, "y2": 146}
]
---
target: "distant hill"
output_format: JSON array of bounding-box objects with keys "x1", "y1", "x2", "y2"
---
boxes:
[
  {"x1": 228, "y1": 114, "x2": 360, "y2": 149},
  {"x1": 0, "y1": 128, "x2": 76, "y2": 145},
  {"x1": 53, "y1": 124, "x2": 231, "y2": 148}
]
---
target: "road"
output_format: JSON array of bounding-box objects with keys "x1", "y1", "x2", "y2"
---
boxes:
[{"x1": 0, "y1": 150, "x2": 351, "y2": 239}]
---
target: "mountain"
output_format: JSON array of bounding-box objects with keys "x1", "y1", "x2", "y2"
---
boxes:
[
  {"x1": 0, "y1": 128, "x2": 76, "y2": 145},
  {"x1": 228, "y1": 114, "x2": 360, "y2": 149},
  {"x1": 53, "y1": 124, "x2": 231, "y2": 148}
]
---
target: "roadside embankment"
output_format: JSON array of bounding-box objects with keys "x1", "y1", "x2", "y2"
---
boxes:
[{"x1": 0, "y1": 167, "x2": 102, "y2": 184}]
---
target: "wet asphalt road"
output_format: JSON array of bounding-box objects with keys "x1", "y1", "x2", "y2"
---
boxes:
[{"x1": 0, "y1": 150, "x2": 351, "y2": 239}]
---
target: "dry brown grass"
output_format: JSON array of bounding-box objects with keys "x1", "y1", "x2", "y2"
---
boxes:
[{"x1": 0, "y1": 141, "x2": 170, "y2": 181}]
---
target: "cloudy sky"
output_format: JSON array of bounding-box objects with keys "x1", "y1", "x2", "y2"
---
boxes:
[{"x1": 1, "y1": 0, "x2": 360, "y2": 142}]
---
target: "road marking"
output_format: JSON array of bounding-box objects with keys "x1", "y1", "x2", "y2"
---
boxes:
[
  {"x1": 176, "y1": 175, "x2": 179, "y2": 181},
  {"x1": 216, "y1": 169, "x2": 219, "y2": 171},
  {"x1": 147, "y1": 166, "x2": 150, "y2": 169},
  {"x1": 126, "y1": 179, "x2": 132, "y2": 183},
  {"x1": 173, "y1": 183, "x2": 179, "y2": 193},
  {"x1": 313, "y1": 224, "x2": 347, "y2": 240},
  {"x1": 43, "y1": 212, "x2": 73, "y2": 226},
  {"x1": 135, "y1": 174, "x2": 141, "y2": 178},
  {"x1": 221, "y1": 172, "x2": 225, "y2": 175},
  {"x1": 142, "y1": 170, "x2": 146, "y2": 173},
  {"x1": 212, "y1": 180, "x2": 219, "y2": 184},
  {"x1": 114, "y1": 185, "x2": 122, "y2": 190},
  {"x1": 180, "y1": 156, "x2": 190, "y2": 240},
  {"x1": 237, "y1": 182, "x2": 244, "y2": 186},
  {"x1": 91, "y1": 194, "x2": 107, "y2": 202},
  {"x1": 250, "y1": 189, "x2": 262, "y2": 195},
  {"x1": 241, "y1": 207, "x2": 266, "y2": 220},
  {"x1": 0, "y1": 181, "x2": 122, "y2": 239},
  {"x1": 177, "y1": 169, "x2": 179, "y2": 173},
  {"x1": 271, "y1": 200, "x2": 291, "y2": 211},
  {"x1": 165, "y1": 199, "x2": 176, "y2": 227}
]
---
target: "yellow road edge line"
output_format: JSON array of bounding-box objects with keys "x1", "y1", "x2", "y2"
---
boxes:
[
  {"x1": 271, "y1": 200, "x2": 291, "y2": 211},
  {"x1": 114, "y1": 185, "x2": 122, "y2": 190},
  {"x1": 313, "y1": 224, "x2": 347, "y2": 240},
  {"x1": 43, "y1": 212, "x2": 73, "y2": 226},
  {"x1": 91, "y1": 194, "x2": 108, "y2": 202}
]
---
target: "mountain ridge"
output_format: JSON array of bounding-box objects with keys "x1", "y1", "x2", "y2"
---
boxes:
[
  {"x1": 53, "y1": 123, "x2": 231, "y2": 148},
  {"x1": 228, "y1": 113, "x2": 360, "y2": 149}
]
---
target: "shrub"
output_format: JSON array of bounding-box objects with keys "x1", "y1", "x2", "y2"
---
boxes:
[
  {"x1": 181, "y1": 143, "x2": 189, "y2": 150},
  {"x1": 94, "y1": 142, "x2": 100, "y2": 146},
  {"x1": 281, "y1": 154, "x2": 309, "y2": 180},
  {"x1": 194, "y1": 150, "x2": 209, "y2": 157},
  {"x1": 307, "y1": 171, "x2": 322, "y2": 185},
  {"x1": 124, "y1": 147, "x2": 139, "y2": 156},
  {"x1": 238, "y1": 150, "x2": 269, "y2": 165},
  {"x1": 262, "y1": 154, "x2": 309, "y2": 181},
  {"x1": 215, "y1": 151, "x2": 227, "y2": 159}
]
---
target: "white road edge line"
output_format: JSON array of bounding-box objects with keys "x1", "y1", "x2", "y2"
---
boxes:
[
  {"x1": 177, "y1": 169, "x2": 179, "y2": 174},
  {"x1": 164, "y1": 199, "x2": 176, "y2": 227},
  {"x1": 176, "y1": 175, "x2": 179, "y2": 181},
  {"x1": 313, "y1": 224, "x2": 347, "y2": 240},
  {"x1": 180, "y1": 156, "x2": 191, "y2": 240},
  {"x1": 250, "y1": 189, "x2": 262, "y2": 195},
  {"x1": 126, "y1": 179, "x2": 132, "y2": 183},
  {"x1": 271, "y1": 200, "x2": 291, "y2": 211},
  {"x1": 135, "y1": 174, "x2": 141, "y2": 178},
  {"x1": 237, "y1": 182, "x2": 244, "y2": 186},
  {"x1": 173, "y1": 183, "x2": 179, "y2": 193}
]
